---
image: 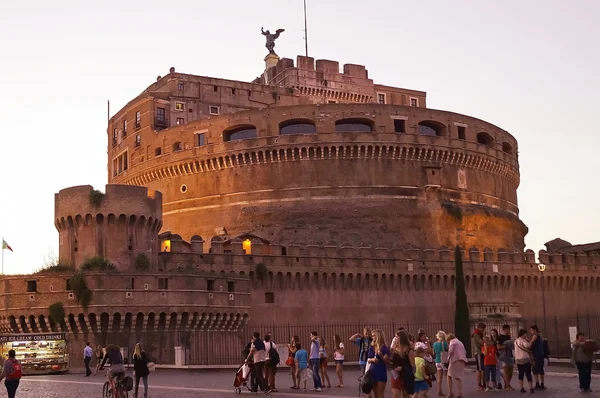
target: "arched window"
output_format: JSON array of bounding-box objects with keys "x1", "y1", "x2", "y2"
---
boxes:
[
  {"x1": 279, "y1": 119, "x2": 316, "y2": 135},
  {"x1": 335, "y1": 118, "x2": 373, "y2": 133},
  {"x1": 155, "y1": 147, "x2": 162, "y2": 156},
  {"x1": 417, "y1": 120, "x2": 445, "y2": 137},
  {"x1": 477, "y1": 132, "x2": 494, "y2": 148},
  {"x1": 223, "y1": 125, "x2": 257, "y2": 142},
  {"x1": 502, "y1": 142, "x2": 513, "y2": 155},
  {"x1": 172, "y1": 141, "x2": 182, "y2": 152}
]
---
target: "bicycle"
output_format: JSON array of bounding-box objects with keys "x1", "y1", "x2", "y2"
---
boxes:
[{"x1": 102, "y1": 372, "x2": 129, "y2": 398}]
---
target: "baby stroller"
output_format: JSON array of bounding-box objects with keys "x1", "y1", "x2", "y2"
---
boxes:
[{"x1": 233, "y1": 363, "x2": 252, "y2": 394}]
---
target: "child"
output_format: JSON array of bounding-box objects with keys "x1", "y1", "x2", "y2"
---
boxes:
[
  {"x1": 414, "y1": 346, "x2": 430, "y2": 397},
  {"x1": 483, "y1": 336, "x2": 500, "y2": 392},
  {"x1": 294, "y1": 342, "x2": 309, "y2": 391}
]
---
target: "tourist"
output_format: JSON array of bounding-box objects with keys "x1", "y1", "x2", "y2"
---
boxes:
[
  {"x1": 350, "y1": 327, "x2": 373, "y2": 397},
  {"x1": 514, "y1": 328, "x2": 534, "y2": 394},
  {"x1": 497, "y1": 324, "x2": 514, "y2": 390},
  {"x1": 319, "y1": 336, "x2": 331, "y2": 388},
  {"x1": 571, "y1": 332, "x2": 594, "y2": 393},
  {"x1": 490, "y1": 329, "x2": 504, "y2": 389},
  {"x1": 264, "y1": 333, "x2": 278, "y2": 392},
  {"x1": 482, "y1": 336, "x2": 500, "y2": 391},
  {"x1": 367, "y1": 329, "x2": 390, "y2": 398},
  {"x1": 433, "y1": 331, "x2": 449, "y2": 396},
  {"x1": 471, "y1": 322, "x2": 486, "y2": 391},
  {"x1": 245, "y1": 331, "x2": 270, "y2": 394},
  {"x1": 541, "y1": 332, "x2": 550, "y2": 376},
  {"x1": 413, "y1": 346, "x2": 430, "y2": 398},
  {"x1": 288, "y1": 335, "x2": 299, "y2": 389},
  {"x1": 390, "y1": 330, "x2": 415, "y2": 398},
  {"x1": 0, "y1": 349, "x2": 21, "y2": 398},
  {"x1": 84, "y1": 341, "x2": 93, "y2": 377},
  {"x1": 446, "y1": 333, "x2": 467, "y2": 398},
  {"x1": 133, "y1": 343, "x2": 150, "y2": 398},
  {"x1": 333, "y1": 334, "x2": 345, "y2": 388},
  {"x1": 529, "y1": 325, "x2": 546, "y2": 390},
  {"x1": 94, "y1": 345, "x2": 104, "y2": 376},
  {"x1": 390, "y1": 327, "x2": 404, "y2": 348},
  {"x1": 309, "y1": 331, "x2": 323, "y2": 392},
  {"x1": 294, "y1": 342, "x2": 309, "y2": 392}
]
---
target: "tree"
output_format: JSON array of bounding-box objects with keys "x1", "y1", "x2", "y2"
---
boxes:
[{"x1": 454, "y1": 246, "x2": 471, "y2": 355}]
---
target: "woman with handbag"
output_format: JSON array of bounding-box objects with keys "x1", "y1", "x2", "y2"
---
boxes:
[
  {"x1": 367, "y1": 329, "x2": 391, "y2": 398},
  {"x1": 390, "y1": 330, "x2": 415, "y2": 398},
  {"x1": 514, "y1": 329, "x2": 534, "y2": 394},
  {"x1": 133, "y1": 343, "x2": 151, "y2": 398},
  {"x1": 287, "y1": 335, "x2": 299, "y2": 389},
  {"x1": 333, "y1": 334, "x2": 345, "y2": 388}
]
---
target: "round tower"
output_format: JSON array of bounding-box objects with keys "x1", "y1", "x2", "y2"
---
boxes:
[{"x1": 54, "y1": 184, "x2": 162, "y2": 270}]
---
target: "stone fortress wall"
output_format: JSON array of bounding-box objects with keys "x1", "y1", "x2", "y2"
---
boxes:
[{"x1": 109, "y1": 102, "x2": 524, "y2": 251}]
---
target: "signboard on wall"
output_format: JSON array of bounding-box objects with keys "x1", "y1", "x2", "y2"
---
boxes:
[{"x1": 0, "y1": 334, "x2": 66, "y2": 343}]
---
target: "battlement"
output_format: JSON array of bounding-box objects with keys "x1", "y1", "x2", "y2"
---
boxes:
[{"x1": 161, "y1": 237, "x2": 600, "y2": 268}]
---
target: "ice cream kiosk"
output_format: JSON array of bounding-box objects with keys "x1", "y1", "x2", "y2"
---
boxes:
[{"x1": 0, "y1": 333, "x2": 70, "y2": 374}]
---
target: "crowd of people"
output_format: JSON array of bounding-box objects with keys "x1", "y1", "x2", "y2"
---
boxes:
[{"x1": 242, "y1": 323, "x2": 597, "y2": 396}]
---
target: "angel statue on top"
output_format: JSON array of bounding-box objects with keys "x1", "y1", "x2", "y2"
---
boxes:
[{"x1": 261, "y1": 27, "x2": 285, "y2": 55}]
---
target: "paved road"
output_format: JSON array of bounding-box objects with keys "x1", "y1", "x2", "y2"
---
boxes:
[{"x1": 11, "y1": 366, "x2": 600, "y2": 397}]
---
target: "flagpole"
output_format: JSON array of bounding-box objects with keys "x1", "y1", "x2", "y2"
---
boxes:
[
  {"x1": 2, "y1": 236, "x2": 4, "y2": 275},
  {"x1": 303, "y1": 0, "x2": 308, "y2": 57}
]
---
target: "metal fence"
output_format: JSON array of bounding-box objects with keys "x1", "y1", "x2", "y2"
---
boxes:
[{"x1": 93, "y1": 314, "x2": 600, "y2": 366}]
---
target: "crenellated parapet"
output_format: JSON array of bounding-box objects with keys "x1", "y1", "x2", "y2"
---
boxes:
[{"x1": 55, "y1": 184, "x2": 162, "y2": 270}]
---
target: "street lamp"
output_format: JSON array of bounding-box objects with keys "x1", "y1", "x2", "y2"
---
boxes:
[{"x1": 538, "y1": 263, "x2": 547, "y2": 335}]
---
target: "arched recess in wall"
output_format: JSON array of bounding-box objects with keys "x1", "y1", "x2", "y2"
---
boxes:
[
  {"x1": 417, "y1": 120, "x2": 446, "y2": 137},
  {"x1": 279, "y1": 119, "x2": 316, "y2": 135},
  {"x1": 335, "y1": 118, "x2": 374, "y2": 133},
  {"x1": 502, "y1": 142, "x2": 513, "y2": 155},
  {"x1": 172, "y1": 141, "x2": 182, "y2": 152},
  {"x1": 223, "y1": 125, "x2": 257, "y2": 142},
  {"x1": 477, "y1": 132, "x2": 495, "y2": 148},
  {"x1": 155, "y1": 147, "x2": 162, "y2": 156}
]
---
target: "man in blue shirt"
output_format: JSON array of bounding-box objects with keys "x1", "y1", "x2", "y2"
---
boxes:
[
  {"x1": 309, "y1": 331, "x2": 323, "y2": 391},
  {"x1": 350, "y1": 327, "x2": 373, "y2": 375},
  {"x1": 529, "y1": 325, "x2": 546, "y2": 390}
]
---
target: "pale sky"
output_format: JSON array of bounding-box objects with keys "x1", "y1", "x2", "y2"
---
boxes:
[{"x1": 0, "y1": 0, "x2": 598, "y2": 274}]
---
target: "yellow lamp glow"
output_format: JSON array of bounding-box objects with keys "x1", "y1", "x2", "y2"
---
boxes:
[
  {"x1": 242, "y1": 239, "x2": 251, "y2": 254},
  {"x1": 538, "y1": 263, "x2": 546, "y2": 272},
  {"x1": 161, "y1": 240, "x2": 171, "y2": 252}
]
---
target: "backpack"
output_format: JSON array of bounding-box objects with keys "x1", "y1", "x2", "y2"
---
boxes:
[
  {"x1": 542, "y1": 339, "x2": 550, "y2": 358},
  {"x1": 6, "y1": 359, "x2": 22, "y2": 380},
  {"x1": 268, "y1": 345, "x2": 280, "y2": 366}
]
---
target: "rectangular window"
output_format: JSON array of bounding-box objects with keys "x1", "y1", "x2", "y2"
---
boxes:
[
  {"x1": 176, "y1": 117, "x2": 184, "y2": 125},
  {"x1": 112, "y1": 150, "x2": 129, "y2": 176},
  {"x1": 112, "y1": 128, "x2": 117, "y2": 146},
  {"x1": 177, "y1": 82, "x2": 184, "y2": 90},
  {"x1": 123, "y1": 119, "x2": 128, "y2": 135},
  {"x1": 66, "y1": 279, "x2": 71, "y2": 291},
  {"x1": 265, "y1": 292, "x2": 275, "y2": 304},
  {"x1": 209, "y1": 106, "x2": 220, "y2": 115},
  {"x1": 394, "y1": 119, "x2": 405, "y2": 133},
  {"x1": 206, "y1": 280, "x2": 215, "y2": 291},
  {"x1": 231, "y1": 88, "x2": 236, "y2": 95},
  {"x1": 157, "y1": 107, "x2": 166, "y2": 119},
  {"x1": 214, "y1": 85, "x2": 218, "y2": 92},
  {"x1": 135, "y1": 134, "x2": 141, "y2": 147},
  {"x1": 410, "y1": 97, "x2": 418, "y2": 107},
  {"x1": 377, "y1": 93, "x2": 386, "y2": 104},
  {"x1": 175, "y1": 102, "x2": 185, "y2": 110},
  {"x1": 458, "y1": 126, "x2": 466, "y2": 140},
  {"x1": 27, "y1": 280, "x2": 37, "y2": 293},
  {"x1": 128, "y1": 278, "x2": 135, "y2": 290},
  {"x1": 227, "y1": 281, "x2": 235, "y2": 292},
  {"x1": 158, "y1": 277, "x2": 169, "y2": 290},
  {"x1": 196, "y1": 133, "x2": 205, "y2": 147},
  {"x1": 135, "y1": 111, "x2": 141, "y2": 128}
]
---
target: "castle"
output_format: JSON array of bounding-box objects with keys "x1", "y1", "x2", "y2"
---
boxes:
[{"x1": 2, "y1": 52, "x2": 598, "y2": 366}]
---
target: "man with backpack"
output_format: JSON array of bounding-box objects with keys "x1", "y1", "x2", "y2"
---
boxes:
[
  {"x1": 0, "y1": 349, "x2": 22, "y2": 398},
  {"x1": 264, "y1": 333, "x2": 279, "y2": 392},
  {"x1": 497, "y1": 324, "x2": 515, "y2": 391},
  {"x1": 350, "y1": 327, "x2": 373, "y2": 398}
]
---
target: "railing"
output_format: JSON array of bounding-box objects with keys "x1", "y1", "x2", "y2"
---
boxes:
[
  {"x1": 154, "y1": 117, "x2": 168, "y2": 129},
  {"x1": 91, "y1": 315, "x2": 600, "y2": 366}
]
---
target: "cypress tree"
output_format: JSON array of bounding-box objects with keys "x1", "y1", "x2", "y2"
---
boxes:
[{"x1": 454, "y1": 246, "x2": 471, "y2": 355}]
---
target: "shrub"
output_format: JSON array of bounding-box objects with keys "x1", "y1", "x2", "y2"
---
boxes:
[
  {"x1": 69, "y1": 271, "x2": 92, "y2": 310},
  {"x1": 89, "y1": 189, "x2": 105, "y2": 207},
  {"x1": 255, "y1": 263, "x2": 268, "y2": 281},
  {"x1": 454, "y1": 246, "x2": 471, "y2": 356},
  {"x1": 134, "y1": 253, "x2": 151, "y2": 271},
  {"x1": 48, "y1": 302, "x2": 65, "y2": 323},
  {"x1": 81, "y1": 256, "x2": 114, "y2": 271},
  {"x1": 34, "y1": 264, "x2": 75, "y2": 274},
  {"x1": 442, "y1": 202, "x2": 463, "y2": 222}
]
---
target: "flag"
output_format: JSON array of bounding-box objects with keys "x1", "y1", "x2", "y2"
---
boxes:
[{"x1": 2, "y1": 240, "x2": 13, "y2": 252}]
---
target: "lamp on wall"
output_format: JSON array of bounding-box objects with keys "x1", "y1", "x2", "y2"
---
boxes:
[{"x1": 538, "y1": 263, "x2": 547, "y2": 335}]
